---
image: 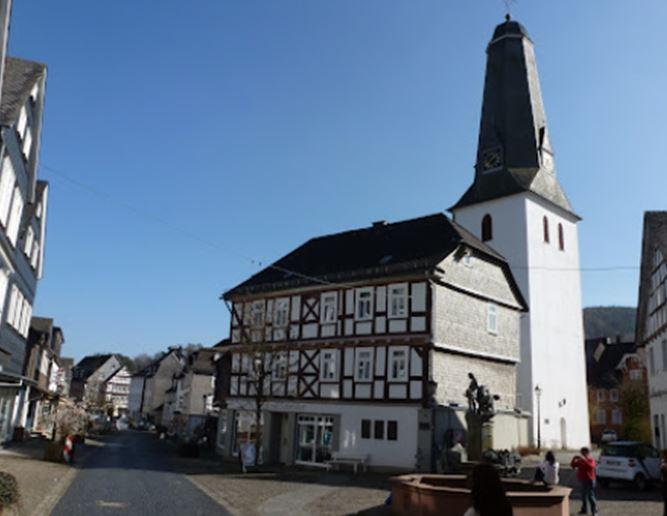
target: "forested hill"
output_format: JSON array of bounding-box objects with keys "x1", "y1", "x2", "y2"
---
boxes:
[{"x1": 583, "y1": 306, "x2": 636, "y2": 340}]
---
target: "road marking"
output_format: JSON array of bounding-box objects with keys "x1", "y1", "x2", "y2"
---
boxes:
[{"x1": 96, "y1": 500, "x2": 128, "y2": 508}]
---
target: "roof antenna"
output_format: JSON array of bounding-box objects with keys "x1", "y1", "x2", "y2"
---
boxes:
[{"x1": 503, "y1": 0, "x2": 516, "y2": 21}]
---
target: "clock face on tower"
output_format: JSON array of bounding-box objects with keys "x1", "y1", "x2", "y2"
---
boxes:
[{"x1": 480, "y1": 147, "x2": 503, "y2": 173}]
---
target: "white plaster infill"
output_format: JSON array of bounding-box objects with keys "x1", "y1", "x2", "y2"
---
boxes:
[{"x1": 432, "y1": 342, "x2": 519, "y2": 364}]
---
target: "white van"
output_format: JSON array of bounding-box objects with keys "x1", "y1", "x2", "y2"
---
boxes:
[{"x1": 596, "y1": 441, "x2": 661, "y2": 490}]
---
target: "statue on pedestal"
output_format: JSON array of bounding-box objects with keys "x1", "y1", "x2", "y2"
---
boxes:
[{"x1": 464, "y1": 373, "x2": 501, "y2": 461}]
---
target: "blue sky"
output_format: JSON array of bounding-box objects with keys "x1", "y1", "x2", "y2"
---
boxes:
[{"x1": 8, "y1": 1, "x2": 666, "y2": 360}]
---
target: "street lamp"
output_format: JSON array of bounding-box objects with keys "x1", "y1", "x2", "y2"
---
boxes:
[{"x1": 534, "y1": 385, "x2": 542, "y2": 450}]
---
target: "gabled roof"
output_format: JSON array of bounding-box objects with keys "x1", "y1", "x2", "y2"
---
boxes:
[
  {"x1": 585, "y1": 338, "x2": 638, "y2": 389},
  {"x1": 72, "y1": 354, "x2": 116, "y2": 380},
  {"x1": 224, "y1": 212, "x2": 517, "y2": 299},
  {"x1": 0, "y1": 57, "x2": 45, "y2": 126},
  {"x1": 636, "y1": 211, "x2": 667, "y2": 346}
]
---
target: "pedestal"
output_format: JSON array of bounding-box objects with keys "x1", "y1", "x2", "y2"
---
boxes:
[{"x1": 465, "y1": 412, "x2": 482, "y2": 462}]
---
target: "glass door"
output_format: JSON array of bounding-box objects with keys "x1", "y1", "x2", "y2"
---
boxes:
[{"x1": 296, "y1": 414, "x2": 334, "y2": 465}]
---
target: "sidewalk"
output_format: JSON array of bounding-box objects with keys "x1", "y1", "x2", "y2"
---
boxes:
[{"x1": 0, "y1": 436, "x2": 102, "y2": 516}]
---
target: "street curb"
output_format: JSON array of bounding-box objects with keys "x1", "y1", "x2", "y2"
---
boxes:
[{"x1": 28, "y1": 440, "x2": 101, "y2": 516}]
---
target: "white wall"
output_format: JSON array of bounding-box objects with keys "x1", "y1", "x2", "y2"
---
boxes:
[
  {"x1": 454, "y1": 192, "x2": 590, "y2": 448},
  {"x1": 232, "y1": 399, "x2": 420, "y2": 469}
]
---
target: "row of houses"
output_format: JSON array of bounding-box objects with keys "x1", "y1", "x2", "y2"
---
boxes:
[{"x1": 0, "y1": 0, "x2": 59, "y2": 445}]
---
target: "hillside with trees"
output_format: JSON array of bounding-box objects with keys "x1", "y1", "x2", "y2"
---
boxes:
[{"x1": 583, "y1": 306, "x2": 636, "y2": 340}]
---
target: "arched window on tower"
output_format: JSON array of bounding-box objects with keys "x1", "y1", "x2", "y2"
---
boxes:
[
  {"x1": 481, "y1": 214, "x2": 492, "y2": 242},
  {"x1": 543, "y1": 216, "x2": 550, "y2": 243},
  {"x1": 558, "y1": 223, "x2": 565, "y2": 251}
]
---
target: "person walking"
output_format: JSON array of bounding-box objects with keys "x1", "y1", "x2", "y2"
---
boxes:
[
  {"x1": 535, "y1": 451, "x2": 560, "y2": 486},
  {"x1": 571, "y1": 447, "x2": 598, "y2": 515},
  {"x1": 463, "y1": 463, "x2": 513, "y2": 516}
]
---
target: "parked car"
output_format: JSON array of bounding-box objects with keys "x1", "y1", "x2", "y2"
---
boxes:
[
  {"x1": 600, "y1": 429, "x2": 618, "y2": 443},
  {"x1": 596, "y1": 441, "x2": 661, "y2": 490}
]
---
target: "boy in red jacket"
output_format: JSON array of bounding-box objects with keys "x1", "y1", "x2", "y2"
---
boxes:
[{"x1": 571, "y1": 447, "x2": 598, "y2": 515}]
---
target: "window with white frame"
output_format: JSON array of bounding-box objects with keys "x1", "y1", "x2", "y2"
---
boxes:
[
  {"x1": 30, "y1": 241, "x2": 40, "y2": 270},
  {"x1": 487, "y1": 303, "x2": 498, "y2": 334},
  {"x1": 24, "y1": 227, "x2": 34, "y2": 256},
  {"x1": 251, "y1": 300, "x2": 264, "y2": 328},
  {"x1": 274, "y1": 298, "x2": 289, "y2": 327},
  {"x1": 16, "y1": 105, "x2": 27, "y2": 139},
  {"x1": 597, "y1": 390, "x2": 606, "y2": 402},
  {"x1": 320, "y1": 349, "x2": 338, "y2": 381},
  {"x1": 388, "y1": 348, "x2": 407, "y2": 381},
  {"x1": 354, "y1": 348, "x2": 373, "y2": 382},
  {"x1": 355, "y1": 288, "x2": 373, "y2": 320},
  {"x1": 611, "y1": 408, "x2": 622, "y2": 425},
  {"x1": 272, "y1": 353, "x2": 287, "y2": 381},
  {"x1": 596, "y1": 409, "x2": 606, "y2": 424},
  {"x1": 629, "y1": 369, "x2": 642, "y2": 381},
  {"x1": 320, "y1": 292, "x2": 337, "y2": 324},
  {"x1": 6, "y1": 187, "x2": 23, "y2": 246},
  {"x1": 6, "y1": 285, "x2": 17, "y2": 326},
  {"x1": 22, "y1": 130, "x2": 33, "y2": 159},
  {"x1": 0, "y1": 157, "x2": 15, "y2": 227},
  {"x1": 388, "y1": 283, "x2": 408, "y2": 318},
  {"x1": 610, "y1": 389, "x2": 619, "y2": 402}
]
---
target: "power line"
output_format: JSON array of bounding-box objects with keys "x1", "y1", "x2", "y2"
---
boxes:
[{"x1": 39, "y1": 163, "x2": 641, "y2": 287}]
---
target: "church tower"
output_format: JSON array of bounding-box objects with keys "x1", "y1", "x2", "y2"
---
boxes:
[{"x1": 451, "y1": 17, "x2": 590, "y2": 448}]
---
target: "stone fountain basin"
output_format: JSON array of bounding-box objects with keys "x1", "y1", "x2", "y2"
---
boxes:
[{"x1": 390, "y1": 474, "x2": 571, "y2": 516}]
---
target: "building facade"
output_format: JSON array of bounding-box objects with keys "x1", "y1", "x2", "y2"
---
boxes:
[
  {"x1": 70, "y1": 354, "x2": 122, "y2": 406},
  {"x1": 0, "y1": 1, "x2": 50, "y2": 444},
  {"x1": 585, "y1": 337, "x2": 649, "y2": 444},
  {"x1": 450, "y1": 17, "x2": 589, "y2": 449},
  {"x1": 218, "y1": 214, "x2": 528, "y2": 469},
  {"x1": 102, "y1": 365, "x2": 131, "y2": 417},
  {"x1": 131, "y1": 348, "x2": 184, "y2": 423},
  {"x1": 636, "y1": 212, "x2": 667, "y2": 449}
]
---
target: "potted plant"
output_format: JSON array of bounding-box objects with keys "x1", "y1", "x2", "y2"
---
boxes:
[{"x1": 0, "y1": 472, "x2": 19, "y2": 514}]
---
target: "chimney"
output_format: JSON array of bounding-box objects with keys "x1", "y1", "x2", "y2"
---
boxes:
[{"x1": 372, "y1": 220, "x2": 387, "y2": 228}]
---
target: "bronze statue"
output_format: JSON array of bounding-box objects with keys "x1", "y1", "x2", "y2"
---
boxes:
[{"x1": 465, "y1": 372, "x2": 499, "y2": 423}]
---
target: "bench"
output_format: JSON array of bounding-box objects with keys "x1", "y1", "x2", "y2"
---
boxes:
[{"x1": 326, "y1": 452, "x2": 369, "y2": 474}]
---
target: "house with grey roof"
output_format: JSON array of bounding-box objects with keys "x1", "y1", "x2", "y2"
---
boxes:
[
  {"x1": 70, "y1": 354, "x2": 122, "y2": 406},
  {"x1": 0, "y1": 1, "x2": 50, "y2": 445},
  {"x1": 636, "y1": 211, "x2": 667, "y2": 449},
  {"x1": 218, "y1": 212, "x2": 529, "y2": 469}
]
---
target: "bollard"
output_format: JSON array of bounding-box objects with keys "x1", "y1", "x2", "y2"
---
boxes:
[{"x1": 62, "y1": 435, "x2": 74, "y2": 464}]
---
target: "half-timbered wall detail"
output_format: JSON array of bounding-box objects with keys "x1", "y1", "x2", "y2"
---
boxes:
[
  {"x1": 230, "y1": 280, "x2": 429, "y2": 345},
  {"x1": 228, "y1": 341, "x2": 427, "y2": 403}
]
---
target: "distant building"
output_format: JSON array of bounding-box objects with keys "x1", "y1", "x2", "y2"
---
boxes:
[
  {"x1": 70, "y1": 354, "x2": 122, "y2": 406},
  {"x1": 164, "y1": 348, "x2": 216, "y2": 439},
  {"x1": 129, "y1": 347, "x2": 184, "y2": 423},
  {"x1": 636, "y1": 211, "x2": 667, "y2": 448},
  {"x1": 102, "y1": 365, "x2": 131, "y2": 417},
  {"x1": 585, "y1": 337, "x2": 649, "y2": 443},
  {"x1": 21, "y1": 317, "x2": 65, "y2": 436},
  {"x1": 57, "y1": 357, "x2": 74, "y2": 397}
]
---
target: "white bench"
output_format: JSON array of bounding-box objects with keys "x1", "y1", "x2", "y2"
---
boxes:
[{"x1": 326, "y1": 452, "x2": 369, "y2": 473}]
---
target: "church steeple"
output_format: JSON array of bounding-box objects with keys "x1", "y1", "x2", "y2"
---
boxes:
[{"x1": 451, "y1": 17, "x2": 575, "y2": 216}]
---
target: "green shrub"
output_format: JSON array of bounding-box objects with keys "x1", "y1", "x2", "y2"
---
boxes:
[{"x1": 0, "y1": 471, "x2": 19, "y2": 508}]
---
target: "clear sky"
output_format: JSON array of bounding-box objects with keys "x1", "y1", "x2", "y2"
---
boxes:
[{"x1": 8, "y1": 1, "x2": 666, "y2": 361}]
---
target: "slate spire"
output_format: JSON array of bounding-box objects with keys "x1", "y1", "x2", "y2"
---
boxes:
[{"x1": 451, "y1": 17, "x2": 575, "y2": 216}]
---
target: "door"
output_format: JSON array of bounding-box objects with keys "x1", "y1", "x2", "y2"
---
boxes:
[
  {"x1": 269, "y1": 413, "x2": 282, "y2": 465},
  {"x1": 295, "y1": 414, "x2": 334, "y2": 465},
  {"x1": 640, "y1": 444, "x2": 662, "y2": 480}
]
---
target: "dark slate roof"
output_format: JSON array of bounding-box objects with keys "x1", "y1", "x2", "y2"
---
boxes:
[
  {"x1": 636, "y1": 211, "x2": 667, "y2": 345},
  {"x1": 224, "y1": 212, "x2": 521, "y2": 303},
  {"x1": 30, "y1": 316, "x2": 53, "y2": 334},
  {"x1": 450, "y1": 18, "x2": 576, "y2": 218},
  {"x1": 585, "y1": 338, "x2": 638, "y2": 389},
  {"x1": 0, "y1": 57, "x2": 45, "y2": 126},
  {"x1": 72, "y1": 354, "x2": 115, "y2": 380}
]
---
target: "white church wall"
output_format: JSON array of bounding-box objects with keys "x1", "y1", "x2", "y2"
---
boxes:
[{"x1": 453, "y1": 192, "x2": 590, "y2": 448}]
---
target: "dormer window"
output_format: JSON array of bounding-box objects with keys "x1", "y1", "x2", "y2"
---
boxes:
[{"x1": 481, "y1": 214, "x2": 492, "y2": 242}]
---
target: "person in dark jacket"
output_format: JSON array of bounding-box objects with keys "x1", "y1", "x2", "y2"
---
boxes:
[{"x1": 463, "y1": 463, "x2": 513, "y2": 516}]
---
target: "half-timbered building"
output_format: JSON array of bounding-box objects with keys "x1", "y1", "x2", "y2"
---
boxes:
[{"x1": 218, "y1": 213, "x2": 528, "y2": 469}]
